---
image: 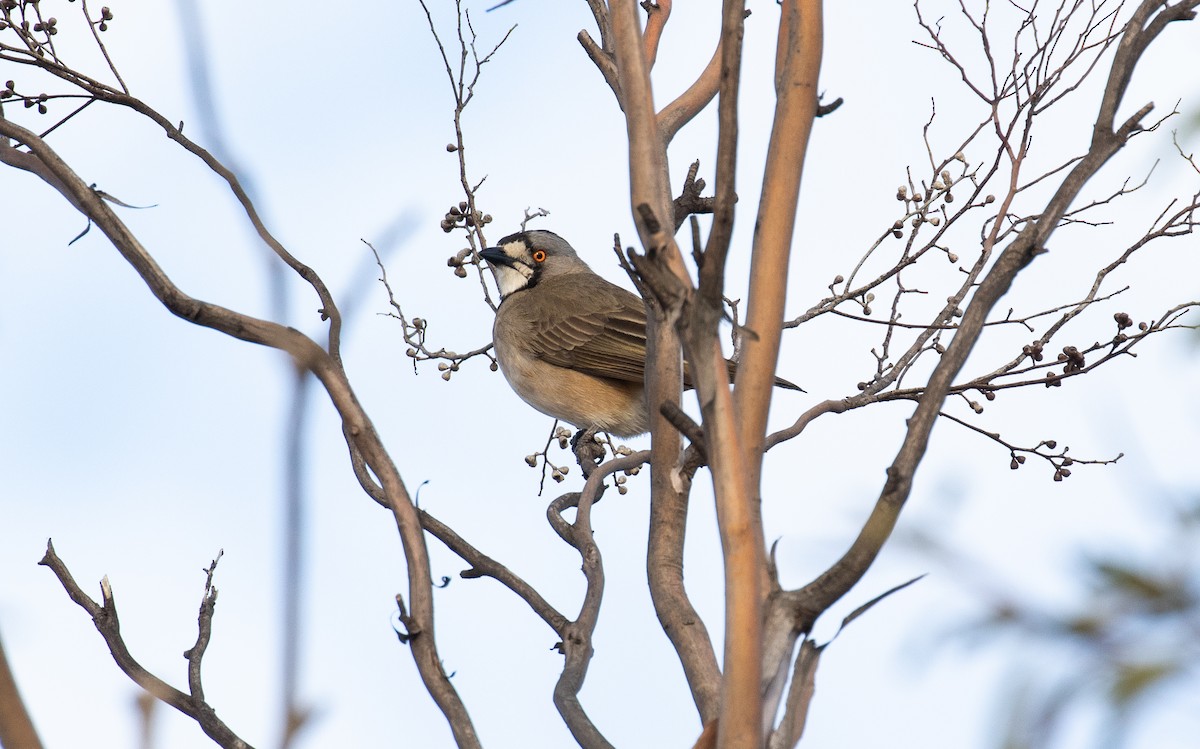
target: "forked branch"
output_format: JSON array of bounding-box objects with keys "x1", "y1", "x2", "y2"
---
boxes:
[{"x1": 39, "y1": 542, "x2": 251, "y2": 749}]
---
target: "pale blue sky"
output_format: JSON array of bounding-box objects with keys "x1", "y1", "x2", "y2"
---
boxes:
[{"x1": 2, "y1": 1, "x2": 1198, "y2": 747}]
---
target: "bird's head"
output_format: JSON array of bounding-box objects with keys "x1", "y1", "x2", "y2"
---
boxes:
[{"x1": 480, "y1": 230, "x2": 592, "y2": 299}]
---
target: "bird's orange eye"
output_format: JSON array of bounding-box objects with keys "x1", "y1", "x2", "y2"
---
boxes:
[{"x1": 532, "y1": 250, "x2": 547, "y2": 263}]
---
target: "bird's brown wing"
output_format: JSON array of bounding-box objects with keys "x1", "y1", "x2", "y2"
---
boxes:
[
  {"x1": 513, "y1": 273, "x2": 806, "y2": 391},
  {"x1": 522, "y1": 274, "x2": 650, "y2": 384}
]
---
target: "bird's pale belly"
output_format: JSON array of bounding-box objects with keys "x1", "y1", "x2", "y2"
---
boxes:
[{"x1": 494, "y1": 341, "x2": 649, "y2": 437}]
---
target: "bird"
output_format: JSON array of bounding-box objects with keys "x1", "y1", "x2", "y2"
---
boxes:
[{"x1": 479, "y1": 229, "x2": 802, "y2": 438}]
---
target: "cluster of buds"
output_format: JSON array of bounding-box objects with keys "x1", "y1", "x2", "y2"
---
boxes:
[
  {"x1": 522, "y1": 452, "x2": 571, "y2": 482},
  {"x1": 614, "y1": 460, "x2": 642, "y2": 495},
  {"x1": 403, "y1": 318, "x2": 434, "y2": 370},
  {"x1": 436, "y1": 360, "x2": 459, "y2": 381},
  {"x1": 32, "y1": 15, "x2": 57, "y2": 35},
  {"x1": 1053, "y1": 459, "x2": 1074, "y2": 482},
  {"x1": 519, "y1": 432, "x2": 646, "y2": 493},
  {"x1": 860, "y1": 291, "x2": 875, "y2": 316},
  {"x1": 1, "y1": 81, "x2": 49, "y2": 114},
  {"x1": 405, "y1": 316, "x2": 426, "y2": 344},
  {"x1": 1022, "y1": 339, "x2": 1046, "y2": 362},
  {"x1": 964, "y1": 387, "x2": 996, "y2": 415},
  {"x1": 95, "y1": 6, "x2": 113, "y2": 32},
  {"x1": 1110, "y1": 312, "x2": 1148, "y2": 346},
  {"x1": 440, "y1": 201, "x2": 492, "y2": 233},
  {"x1": 446, "y1": 247, "x2": 474, "y2": 279},
  {"x1": 0, "y1": 4, "x2": 112, "y2": 33},
  {"x1": 888, "y1": 155, "x2": 997, "y2": 243},
  {"x1": 1058, "y1": 345, "x2": 1085, "y2": 374},
  {"x1": 554, "y1": 426, "x2": 573, "y2": 450},
  {"x1": 931, "y1": 169, "x2": 955, "y2": 204},
  {"x1": 893, "y1": 163, "x2": 956, "y2": 219},
  {"x1": 1010, "y1": 439, "x2": 1074, "y2": 481}
]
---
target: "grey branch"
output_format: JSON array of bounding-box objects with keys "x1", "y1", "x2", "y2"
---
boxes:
[{"x1": 39, "y1": 541, "x2": 252, "y2": 749}]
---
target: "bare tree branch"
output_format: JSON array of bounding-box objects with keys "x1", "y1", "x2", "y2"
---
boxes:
[
  {"x1": 641, "y1": 0, "x2": 671, "y2": 67},
  {"x1": 39, "y1": 541, "x2": 252, "y2": 749},
  {"x1": 547, "y1": 451, "x2": 648, "y2": 749},
  {"x1": 419, "y1": 508, "x2": 573, "y2": 636},
  {"x1": 794, "y1": 0, "x2": 1200, "y2": 627},
  {"x1": 0, "y1": 115, "x2": 481, "y2": 749}
]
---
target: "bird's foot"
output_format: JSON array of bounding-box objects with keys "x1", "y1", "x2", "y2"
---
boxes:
[{"x1": 571, "y1": 427, "x2": 605, "y2": 479}]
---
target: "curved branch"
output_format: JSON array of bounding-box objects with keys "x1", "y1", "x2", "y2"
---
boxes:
[
  {"x1": 546, "y1": 452, "x2": 645, "y2": 749},
  {"x1": 0, "y1": 43, "x2": 344, "y2": 358},
  {"x1": 658, "y1": 41, "x2": 721, "y2": 144},
  {"x1": 0, "y1": 118, "x2": 481, "y2": 749}
]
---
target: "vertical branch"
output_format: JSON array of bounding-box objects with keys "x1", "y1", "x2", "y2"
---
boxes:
[
  {"x1": 609, "y1": 0, "x2": 678, "y2": 237},
  {"x1": 606, "y1": 0, "x2": 725, "y2": 729},
  {"x1": 611, "y1": 2, "x2": 770, "y2": 744},
  {"x1": 686, "y1": 3, "x2": 766, "y2": 748},
  {"x1": 642, "y1": 0, "x2": 672, "y2": 67},
  {"x1": 734, "y1": 0, "x2": 823, "y2": 501},
  {"x1": 697, "y1": 0, "x2": 747, "y2": 304},
  {"x1": 171, "y1": 7, "x2": 309, "y2": 740},
  {"x1": 646, "y1": 478, "x2": 722, "y2": 721},
  {"x1": 682, "y1": 320, "x2": 761, "y2": 749},
  {"x1": 729, "y1": 8, "x2": 824, "y2": 723}
]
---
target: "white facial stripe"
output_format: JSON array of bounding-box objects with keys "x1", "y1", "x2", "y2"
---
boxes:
[
  {"x1": 493, "y1": 262, "x2": 533, "y2": 297},
  {"x1": 489, "y1": 240, "x2": 532, "y2": 297}
]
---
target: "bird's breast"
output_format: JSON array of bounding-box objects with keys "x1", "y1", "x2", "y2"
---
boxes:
[{"x1": 492, "y1": 318, "x2": 648, "y2": 437}]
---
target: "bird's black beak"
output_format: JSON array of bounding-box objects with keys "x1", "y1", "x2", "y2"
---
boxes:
[{"x1": 480, "y1": 247, "x2": 516, "y2": 268}]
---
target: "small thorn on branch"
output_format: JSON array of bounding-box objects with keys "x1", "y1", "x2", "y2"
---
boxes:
[{"x1": 816, "y1": 96, "x2": 844, "y2": 117}]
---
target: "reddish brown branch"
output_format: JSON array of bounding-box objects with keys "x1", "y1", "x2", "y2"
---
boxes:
[
  {"x1": 605, "y1": 0, "x2": 726, "y2": 729},
  {"x1": 642, "y1": 0, "x2": 672, "y2": 68}
]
